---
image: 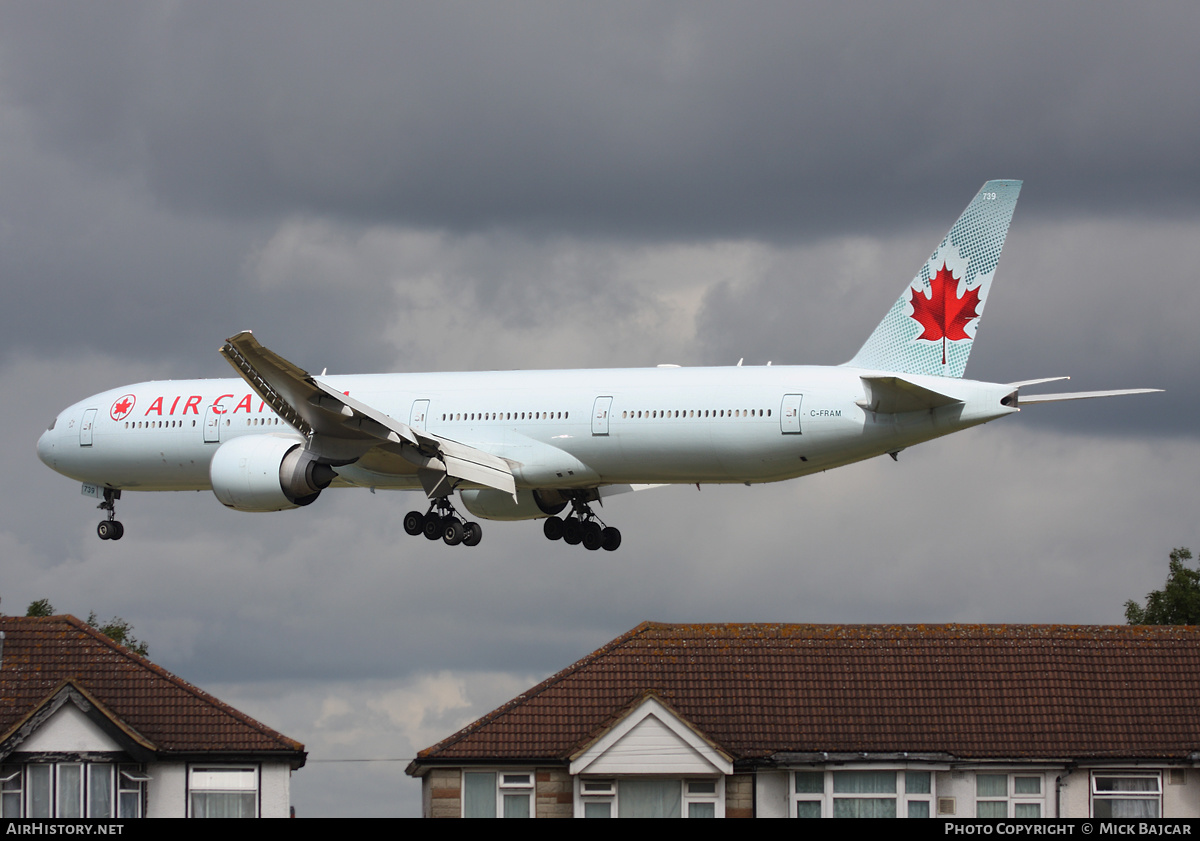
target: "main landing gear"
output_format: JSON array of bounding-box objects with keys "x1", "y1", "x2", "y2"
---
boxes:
[
  {"x1": 542, "y1": 499, "x2": 621, "y2": 552},
  {"x1": 96, "y1": 488, "x2": 124, "y2": 541},
  {"x1": 403, "y1": 498, "x2": 483, "y2": 547}
]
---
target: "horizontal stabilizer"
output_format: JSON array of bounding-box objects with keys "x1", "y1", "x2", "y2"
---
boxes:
[
  {"x1": 857, "y1": 375, "x2": 962, "y2": 414},
  {"x1": 1018, "y1": 388, "x2": 1162, "y2": 405},
  {"x1": 1008, "y1": 377, "x2": 1070, "y2": 388}
]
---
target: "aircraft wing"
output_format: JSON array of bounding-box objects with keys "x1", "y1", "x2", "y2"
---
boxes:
[{"x1": 219, "y1": 331, "x2": 516, "y2": 497}]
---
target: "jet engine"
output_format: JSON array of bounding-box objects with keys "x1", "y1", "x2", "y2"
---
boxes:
[
  {"x1": 209, "y1": 434, "x2": 337, "y2": 512},
  {"x1": 459, "y1": 488, "x2": 569, "y2": 521}
]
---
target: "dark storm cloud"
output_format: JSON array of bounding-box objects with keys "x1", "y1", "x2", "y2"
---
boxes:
[{"x1": 2, "y1": 2, "x2": 1198, "y2": 239}]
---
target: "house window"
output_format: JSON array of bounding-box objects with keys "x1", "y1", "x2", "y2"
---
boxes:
[
  {"x1": 189, "y1": 766, "x2": 258, "y2": 818},
  {"x1": 793, "y1": 771, "x2": 823, "y2": 817},
  {"x1": 0, "y1": 763, "x2": 144, "y2": 819},
  {"x1": 792, "y1": 769, "x2": 934, "y2": 818},
  {"x1": 685, "y1": 779, "x2": 718, "y2": 818},
  {"x1": 976, "y1": 773, "x2": 1044, "y2": 818},
  {"x1": 833, "y1": 770, "x2": 896, "y2": 818},
  {"x1": 906, "y1": 771, "x2": 933, "y2": 818},
  {"x1": 1, "y1": 768, "x2": 22, "y2": 818},
  {"x1": 619, "y1": 779, "x2": 681, "y2": 817},
  {"x1": 578, "y1": 777, "x2": 723, "y2": 818},
  {"x1": 1091, "y1": 772, "x2": 1161, "y2": 819},
  {"x1": 462, "y1": 771, "x2": 534, "y2": 818},
  {"x1": 580, "y1": 779, "x2": 614, "y2": 818}
]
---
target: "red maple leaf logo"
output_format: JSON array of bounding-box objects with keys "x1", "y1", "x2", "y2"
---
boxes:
[
  {"x1": 110, "y1": 395, "x2": 135, "y2": 421},
  {"x1": 908, "y1": 263, "x2": 982, "y2": 365}
]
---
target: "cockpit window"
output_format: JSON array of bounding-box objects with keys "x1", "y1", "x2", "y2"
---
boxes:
[{"x1": 47, "y1": 417, "x2": 56, "y2": 431}]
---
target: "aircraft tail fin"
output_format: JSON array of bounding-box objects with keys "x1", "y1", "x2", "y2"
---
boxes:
[{"x1": 846, "y1": 179, "x2": 1022, "y2": 378}]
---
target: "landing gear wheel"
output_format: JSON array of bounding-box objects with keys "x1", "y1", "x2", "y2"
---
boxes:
[
  {"x1": 601, "y1": 526, "x2": 621, "y2": 552},
  {"x1": 423, "y1": 515, "x2": 443, "y2": 541},
  {"x1": 582, "y1": 521, "x2": 603, "y2": 551},
  {"x1": 442, "y1": 519, "x2": 465, "y2": 546},
  {"x1": 463, "y1": 522, "x2": 483, "y2": 547},
  {"x1": 96, "y1": 488, "x2": 124, "y2": 541},
  {"x1": 563, "y1": 517, "x2": 583, "y2": 545},
  {"x1": 403, "y1": 511, "x2": 426, "y2": 536},
  {"x1": 553, "y1": 495, "x2": 624, "y2": 551}
]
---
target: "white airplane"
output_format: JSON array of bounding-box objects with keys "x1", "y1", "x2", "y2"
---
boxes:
[{"x1": 37, "y1": 180, "x2": 1159, "y2": 550}]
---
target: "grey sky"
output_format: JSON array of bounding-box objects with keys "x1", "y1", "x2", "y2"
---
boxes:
[{"x1": 2, "y1": 2, "x2": 1197, "y2": 817}]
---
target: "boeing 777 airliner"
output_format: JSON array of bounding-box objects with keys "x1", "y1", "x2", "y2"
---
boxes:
[{"x1": 36, "y1": 181, "x2": 1159, "y2": 550}]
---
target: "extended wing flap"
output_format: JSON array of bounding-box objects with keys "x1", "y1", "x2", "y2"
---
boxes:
[
  {"x1": 857, "y1": 375, "x2": 963, "y2": 414},
  {"x1": 311, "y1": 378, "x2": 516, "y2": 496}
]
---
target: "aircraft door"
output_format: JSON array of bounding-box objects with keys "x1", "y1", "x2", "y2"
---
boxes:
[
  {"x1": 592, "y1": 396, "x2": 613, "y2": 436},
  {"x1": 780, "y1": 394, "x2": 803, "y2": 434},
  {"x1": 202, "y1": 405, "x2": 222, "y2": 443},
  {"x1": 80, "y1": 409, "x2": 97, "y2": 446},
  {"x1": 410, "y1": 399, "x2": 430, "y2": 431}
]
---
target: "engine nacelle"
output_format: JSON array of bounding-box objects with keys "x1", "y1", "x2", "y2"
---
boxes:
[
  {"x1": 210, "y1": 434, "x2": 336, "y2": 512},
  {"x1": 459, "y1": 488, "x2": 569, "y2": 521}
]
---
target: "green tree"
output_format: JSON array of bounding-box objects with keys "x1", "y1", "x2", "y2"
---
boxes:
[
  {"x1": 1125, "y1": 547, "x2": 1200, "y2": 625},
  {"x1": 85, "y1": 612, "x2": 149, "y2": 657},
  {"x1": 22, "y1": 599, "x2": 149, "y2": 656},
  {"x1": 25, "y1": 598, "x2": 54, "y2": 617}
]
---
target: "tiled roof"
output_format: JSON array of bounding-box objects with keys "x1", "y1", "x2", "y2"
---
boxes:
[
  {"x1": 0, "y1": 616, "x2": 304, "y2": 764},
  {"x1": 415, "y1": 622, "x2": 1200, "y2": 765}
]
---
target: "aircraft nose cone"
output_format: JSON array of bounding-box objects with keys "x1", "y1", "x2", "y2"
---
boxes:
[{"x1": 36, "y1": 426, "x2": 55, "y2": 468}]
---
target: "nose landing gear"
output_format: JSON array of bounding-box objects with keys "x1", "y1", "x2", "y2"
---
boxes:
[{"x1": 96, "y1": 488, "x2": 124, "y2": 541}]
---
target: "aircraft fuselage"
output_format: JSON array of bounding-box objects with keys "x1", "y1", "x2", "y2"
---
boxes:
[{"x1": 37, "y1": 365, "x2": 1017, "y2": 494}]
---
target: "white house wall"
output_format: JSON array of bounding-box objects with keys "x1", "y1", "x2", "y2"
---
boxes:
[
  {"x1": 142, "y1": 762, "x2": 291, "y2": 817},
  {"x1": 755, "y1": 770, "x2": 789, "y2": 818},
  {"x1": 754, "y1": 766, "x2": 1200, "y2": 819},
  {"x1": 575, "y1": 713, "x2": 719, "y2": 776},
  {"x1": 260, "y1": 763, "x2": 293, "y2": 818},
  {"x1": 145, "y1": 763, "x2": 185, "y2": 818},
  {"x1": 18, "y1": 704, "x2": 122, "y2": 754}
]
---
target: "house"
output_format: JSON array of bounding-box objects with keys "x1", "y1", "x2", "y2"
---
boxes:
[
  {"x1": 0, "y1": 615, "x2": 306, "y2": 818},
  {"x1": 407, "y1": 622, "x2": 1200, "y2": 818}
]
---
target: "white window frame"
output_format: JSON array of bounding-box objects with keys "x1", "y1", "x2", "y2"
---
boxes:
[
  {"x1": 575, "y1": 776, "x2": 725, "y2": 818},
  {"x1": 1091, "y1": 771, "x2": 1162, "y2": 819},
  {"x1": 684, "y1": 778, "x2": 719, "y2": 818},
  {"x1": 188, "y1": 765, "x2": 260, "y2": 818},
  {"x1": 0, "y1": 767, "x2": 22, "y2": 818},
  {"x1": 790, "y1": 767, "x2": 936, "y2": 818},
  {"x1": 498, "y1": 771, "x2": 535, "y2": 818},
  {"x1": 975, "y1": 772, "x2": 1045, "y2": 818},
  {"x1": 462, "y1": 770, "x2": 535, "y2": 818},
  {"x1": 116, "y1": 766, "x2": 148, "y2": 819},
  {"x1": 0, "y1": 762, "x2": 143, "y2": 819},
  {"x1": 579, "y1": 778, "x2": 615, "y2": 818}
]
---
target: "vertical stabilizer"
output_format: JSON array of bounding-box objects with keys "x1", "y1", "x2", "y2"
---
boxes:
[{"x1": 846, "y1": 179, "x2": 1021, "y2": 378}]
